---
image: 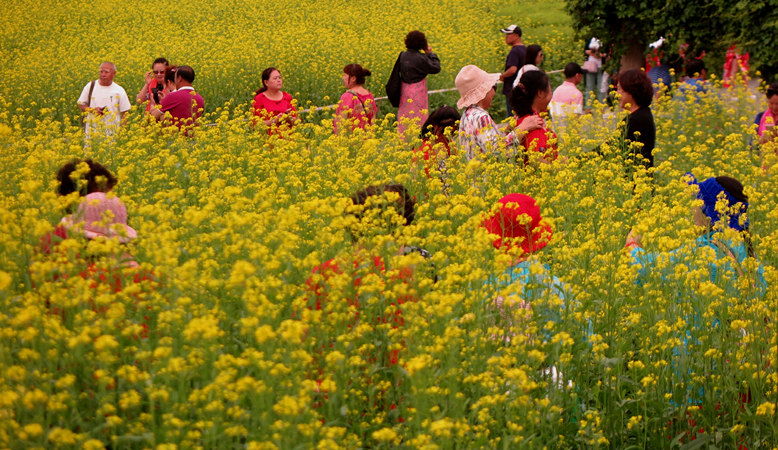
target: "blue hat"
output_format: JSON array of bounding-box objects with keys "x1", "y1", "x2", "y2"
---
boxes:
[{"x1": 685, "y1": 173, "x2": 749, "y2": 231}]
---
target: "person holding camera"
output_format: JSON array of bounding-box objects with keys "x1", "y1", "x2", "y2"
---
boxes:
[
  {"x1": 136, "y1": 57, "x2": 170, "y2": 112},
  {"x1": 148, "y1": 65, "x2": 204, "y2": 135},
  {"x1": 397, "y1": 30, "x2": 441, "y2": 137},
  {"x1": 77, "y1": 62, "x2": 131, "y2": 139}
]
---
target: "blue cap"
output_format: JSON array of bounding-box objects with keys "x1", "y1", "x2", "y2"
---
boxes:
[{"x1": 685, "y1": 173, "x2": 749, "y2": 231}]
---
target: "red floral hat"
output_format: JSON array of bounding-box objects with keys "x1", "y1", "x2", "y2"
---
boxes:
[{"x1": 483, "y1": 193, "x2": 552, "y2": 255}]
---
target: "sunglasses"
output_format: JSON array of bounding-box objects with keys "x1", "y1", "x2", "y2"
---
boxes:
[{"x1": 153, "y1": 70, "x2": 165, "y2": 74}]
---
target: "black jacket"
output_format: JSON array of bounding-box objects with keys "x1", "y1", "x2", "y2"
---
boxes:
[{"x1": 399, "y1": 50, "x2": 441, "y2": 84}]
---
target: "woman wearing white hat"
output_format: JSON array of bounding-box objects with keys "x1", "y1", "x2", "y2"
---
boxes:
[{"x1": 455, "y1": 65, "x2": 541, "y2": 161}]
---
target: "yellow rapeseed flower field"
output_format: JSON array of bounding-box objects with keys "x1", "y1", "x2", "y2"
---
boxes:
[{"x1": 1, "y1": 0, "x2": 776, "y2": 448}]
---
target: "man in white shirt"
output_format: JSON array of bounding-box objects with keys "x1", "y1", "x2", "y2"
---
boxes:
[{"x1": 77, "y1": 62, "x2": 131, "y2": 138}]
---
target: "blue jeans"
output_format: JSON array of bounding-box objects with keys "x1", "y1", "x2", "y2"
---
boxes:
[{"x1": 505, "y1": 94, "x2": 513, "y2": 118}]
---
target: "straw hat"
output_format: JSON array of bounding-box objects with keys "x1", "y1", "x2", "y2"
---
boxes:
[{"x1": 455, "y1": 65, "x2": 501, "y2": 109}]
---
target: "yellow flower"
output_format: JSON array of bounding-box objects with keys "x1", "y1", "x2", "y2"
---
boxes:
[
  {"x1": 755, "y1": 401, "x2": 775, "y2": 417},
  {"x1": 47, "y1": 427, "x2": 77, "y2": 445},
  {"x1": 22, "y1": 423, "x2": 44, "y2": 438},
  {"x1": 0, "y1": 270, "x2": 11, "y2": 290},
  {"x1": 371, "y1": 427, "x2": 398, "y2": 442},
  {"x1": 254, "y1": 324, "x2": 276, "y2": 344}
]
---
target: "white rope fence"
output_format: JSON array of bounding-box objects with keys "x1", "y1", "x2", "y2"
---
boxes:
[{"x1": 204, "y1": 69, "x2": 564, "y2": 126}]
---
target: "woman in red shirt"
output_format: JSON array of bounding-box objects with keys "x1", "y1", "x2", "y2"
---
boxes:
[
  {"x1": 511, "y1": 70, "x2": 557, "y2": 164},
  {"x1": 252, "y1": 67, "x2": 298, "y2": 133},
  {"x1": 136, "y1": 57, "x2": 171, "y2": 113},
  {"x1": 334, "y1": 64, "x2": 376, "y2": 134}
]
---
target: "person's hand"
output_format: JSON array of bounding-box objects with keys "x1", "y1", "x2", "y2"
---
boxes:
[
  {"x1": 156, "y1": 89, "x2": 166, "y2": 103},
  {"x1": 515, "y1": 115, "x2": 543, "y2": 133},
  {"x1": 426, "y1": 44, "x2": 432, "y2": 54},
  {"x1": 144, "y1": 70, "x2": 154, "y2": 84}
]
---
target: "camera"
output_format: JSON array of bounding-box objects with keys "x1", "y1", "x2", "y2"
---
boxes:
[{"x1": 150, "y1": 80, "x2": 162, "y2": 103}]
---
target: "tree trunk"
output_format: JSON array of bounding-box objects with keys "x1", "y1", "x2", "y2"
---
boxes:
[{"x1": 620, "y1": 41, "x2": 645, "y2": 71}]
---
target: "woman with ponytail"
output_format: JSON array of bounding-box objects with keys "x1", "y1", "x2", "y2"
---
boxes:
[
  {"x1": 334, "y1": 63, "x2": 377, "y2": 134},
  {"x1": 511, "y1": 70, "x2": 557, "y2": 163}
]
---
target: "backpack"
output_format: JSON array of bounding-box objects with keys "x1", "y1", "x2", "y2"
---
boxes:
[{"x1": 385, "y1": 52, "x2": 403, "y2": 107}]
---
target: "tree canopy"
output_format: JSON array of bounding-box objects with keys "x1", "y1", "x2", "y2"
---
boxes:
[{"x1": 566, "y1": 0, "x2": 778, "y2": 79}]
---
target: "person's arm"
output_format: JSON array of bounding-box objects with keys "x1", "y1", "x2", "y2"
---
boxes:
[
  {"x1": 77, "y1": 83, "x2": 104, "y2": 115},
  {"x1": 507, "y1": 115, "x2": 543, "y2": 145},
  {"x1": 118, "y1": 91, "x2": 131, "y2": 126},
  {"x1": 287, "y1": 96, "x2": 300, "y2": 124},
  {"x1": 333, "y1": 93, "x2": 351, "y2": 134},
  {"x1": 78, "y1": 103, "x2": 105, "y2": 114},
  {"x1": 500, "y1": 47, "x2": 521, "y2": 82},
  {"x1": 148, "y1": 91, "x2": 166, "y2": 121},
  {"x1": 136, "y1": 71, "x2": 153, "y2": 103},
  {"x1": 500, "y1": 66, "x2": 517, "y2": 82},
  {"x1": 478, "y1": 113, "x2": 542, "y2": 154},
  {"x1": 254, "y1": 95, "x2": 277, "y2": 126},
  {"x1": 424, "y1": 46, "x2": 441, "y2": 74}
]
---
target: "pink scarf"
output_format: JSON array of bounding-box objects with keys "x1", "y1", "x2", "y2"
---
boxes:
[{"x1": 758, "y1": 108, "x2": 776, "y2": 136}]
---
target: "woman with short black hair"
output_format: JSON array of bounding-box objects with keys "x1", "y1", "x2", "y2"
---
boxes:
[
  {"x1": 615, "y1": 68, "x2": 656, "y2": 168},
  {"x1": 397, "y1": 30, "x2": 441, "y2": 136}
]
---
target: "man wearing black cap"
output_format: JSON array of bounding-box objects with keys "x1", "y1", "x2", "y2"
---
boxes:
[{"x1": 499, "y1": 24, "x2": 526, "y2": 118}]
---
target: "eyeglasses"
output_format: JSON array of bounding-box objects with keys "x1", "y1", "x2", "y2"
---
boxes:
[{"x1": 153, "y1": 70, "x2": 165, "y2": 74}]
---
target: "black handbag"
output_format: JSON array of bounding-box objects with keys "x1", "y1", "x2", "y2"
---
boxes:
[{"x1": 385, "y1": 52, "x2": 403, "y2": 108}]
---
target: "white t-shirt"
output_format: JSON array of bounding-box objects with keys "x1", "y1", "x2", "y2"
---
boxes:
[
  {"x1": 512, "y1": 64, "x2": 540, "y2": 88},
  {"x1": 78, "y1": 81, "x2": 131, "y2": 136}
]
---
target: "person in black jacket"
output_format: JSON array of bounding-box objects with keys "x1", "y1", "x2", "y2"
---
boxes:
[
  {"x1": 614, "y1": 69, "x2": 656, "y2": 168},
  {"x1": 398, "y1": 30, "x2": 441, "y2": 137}
]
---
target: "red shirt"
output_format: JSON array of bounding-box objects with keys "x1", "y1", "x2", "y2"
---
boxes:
[
  {"x1": 334, "y1": 90, "x2": 376, "y2": 133},
  {"x1": 253, "y1": 91, "x2": 297, "y2": 118},
  {"x1": 413, "y1": 140, "x2": 453, "y2": 178},
  {"x1": 252, "y1": 91, "x2": 298, "y2": 135},
  {"x1": 159, "y1": 87, "x2": 204, "y2": 132},
  {"x1": 516, "y1": 113, "x2": 558, "y2": 162}
]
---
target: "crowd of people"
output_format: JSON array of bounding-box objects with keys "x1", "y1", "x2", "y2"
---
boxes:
[
  {"x1": 64, "y1": 23, "x2": 771, "y2": 416},
  {"x1": 76, "y1": 24, "x2": 731, "y2": 174}
]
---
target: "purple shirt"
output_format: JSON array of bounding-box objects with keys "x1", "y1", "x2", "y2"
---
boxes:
[{"x1": 160, "y1": 87, "x2": 204, "y2": 130}]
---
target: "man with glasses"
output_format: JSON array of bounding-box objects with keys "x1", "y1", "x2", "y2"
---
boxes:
[{"x1": 77, "y1": 61, "x2": 131, "y2": 139}]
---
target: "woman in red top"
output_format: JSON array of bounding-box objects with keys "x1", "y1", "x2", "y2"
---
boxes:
[
  {"x1": 252, "y1": 67, "x2": 298, "y2": 133},
  {"x1": 334, "y1": 64, "x2": 376, "y2": 134},
  {"x1": 511, "y1": 70, "x2": 557, "y2": 164},
  {"x1": 136, "y1": 57, "x2": 171, "y2": 113}
]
